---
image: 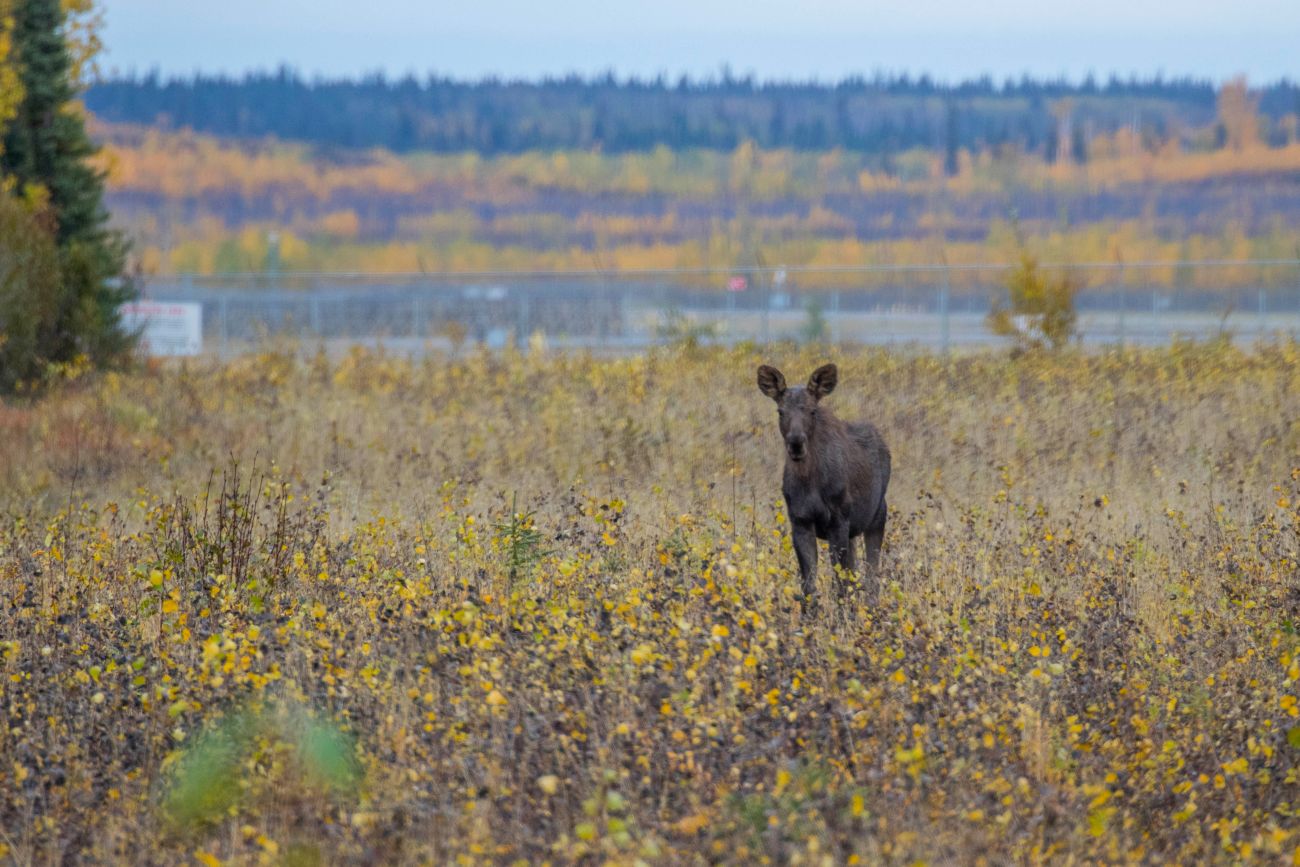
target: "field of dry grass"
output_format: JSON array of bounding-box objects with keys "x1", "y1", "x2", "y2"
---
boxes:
[{"x1": 1, "y1": 342, "x2": 1298, "y2": 864}]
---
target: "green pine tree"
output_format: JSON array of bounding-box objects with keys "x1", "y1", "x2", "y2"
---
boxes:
[{"x1": 0, "y1": 0, "x2": 132, "y2": 384}]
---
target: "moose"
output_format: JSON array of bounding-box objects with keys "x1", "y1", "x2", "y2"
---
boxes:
[{"x1": 757, "y1": 363, "x2": 891, "y2": 605}]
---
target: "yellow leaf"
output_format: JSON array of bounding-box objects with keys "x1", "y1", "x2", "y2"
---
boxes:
[{"x1": 671, "y1": 811, "x2": 710, "y2": 835}]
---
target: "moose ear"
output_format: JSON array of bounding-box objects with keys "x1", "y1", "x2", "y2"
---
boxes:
[
  {"x1": 756, "y1": 365, "x2": 787, "y2": 401},
  {"x1": 807, "y1": 363, "x2": 838, "y2": 400}
]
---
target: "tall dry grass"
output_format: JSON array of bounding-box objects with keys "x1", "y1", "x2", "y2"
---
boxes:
[{"x1": 0, "y1": 342, "x2": 1297, "y2": 864}]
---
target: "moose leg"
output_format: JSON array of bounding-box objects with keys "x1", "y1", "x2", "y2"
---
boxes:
[
  {"x1": 863, "y1": 502, "x2": 886, "y2": 600},
  {"x1": 829, "y1": 522, "x2": 856, "y2": 599},
  {"x1": 863, "y1": 528, "x2": 883, "y2": 569},
  {"x1": 791, "y1": 523, "x2": 818, "y2": 605}
]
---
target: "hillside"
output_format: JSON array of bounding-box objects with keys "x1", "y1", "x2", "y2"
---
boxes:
[{"x1": 94, "y1": 118, "x2": 1300, "y2": 279}]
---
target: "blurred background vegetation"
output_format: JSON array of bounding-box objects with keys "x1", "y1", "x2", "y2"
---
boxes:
[{"x1": 81, "y1": 71, "x2": 1300, "y2": 277}]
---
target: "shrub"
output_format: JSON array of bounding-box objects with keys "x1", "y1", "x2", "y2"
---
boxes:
[
  {"x1": 0, "y1": 195, "x2": 63, "y2": 392},
  {"x1": 800, "y1": 296, "x2": 828, "y2": 343},
  {"x1": 655, "y1": 307, "x2": 719, "y2": 351},
  {"x1": 0, "y1": 0, "x2": 135, "y2": 395},
  {"x1": 0, "y1": 195, "x2": 135, "y2": 394},
  {"x1": 987, "y1": 251, "x2": 1079, "y2": 351}
]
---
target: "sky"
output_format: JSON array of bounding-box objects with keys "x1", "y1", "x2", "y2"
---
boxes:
[{"x1": 100, "y1": 0, "x2": 1299, "y2": 84}]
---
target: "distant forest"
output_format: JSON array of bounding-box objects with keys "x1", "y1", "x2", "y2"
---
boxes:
[{"x1": 86, "y1": 70, "x2": 1300, "y2": 157}]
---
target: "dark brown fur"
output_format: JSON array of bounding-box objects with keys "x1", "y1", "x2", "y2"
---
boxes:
[{"x1": 757, "y1": 363, "x2": 891, "y2": 605}]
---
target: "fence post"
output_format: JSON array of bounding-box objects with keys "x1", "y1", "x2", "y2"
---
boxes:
[
  {"x1": 831, "y1": 290, "x2": 841, "y2": 344},
  {"x1": 1150, "y1": 288, "x2": 1158, "y2": 344},
  {"x1": 622, "y1": 283, "x2": 632, "y2": 343},
  {"x1": 1116, "y1": 262, "x2": 1126, "y2": 348},
  {"x1": 219, "y1": 294, "x2": 229, "y2": 356},
  {"x1": 726, "y1": 287, "x2": 736, "y2": 344},
  {"x1": 762, "y1": 270, "x2": 771, "y2": 344},
  {"x1": 939, "y1": 268, "x2": 951, "y2": 355},
  {"x1": 310, "y1": 294, "x2": 322, "y2": 337},
  {"x1": 517, "y1": 287, "x2": 531, "y2": 343}
]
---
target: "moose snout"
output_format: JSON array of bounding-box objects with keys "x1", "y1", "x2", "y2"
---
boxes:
[{"x1": 786, "y1": 435, "x2": 807, "y2": 460}]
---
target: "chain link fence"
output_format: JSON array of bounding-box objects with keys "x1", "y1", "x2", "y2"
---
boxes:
[{"x1": 137, "y1": 260, "x2": 1300, "y2": 356}]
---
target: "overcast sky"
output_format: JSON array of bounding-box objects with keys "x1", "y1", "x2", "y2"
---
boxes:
[{"x1": 100, "y1": 0, "x2": 1298, "y2": 84}]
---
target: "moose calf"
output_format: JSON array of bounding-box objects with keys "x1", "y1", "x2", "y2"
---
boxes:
[{"x1": 757, "y1": 363, "x2": 891, "y2": 605}]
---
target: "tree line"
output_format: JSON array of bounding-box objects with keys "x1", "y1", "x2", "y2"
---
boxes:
[{"x1": 87, "y1": 69, "x2": 1300, "y2": 158}]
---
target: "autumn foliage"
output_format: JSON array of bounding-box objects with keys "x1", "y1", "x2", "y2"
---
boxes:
[
  {"x1": 987, "y1": 252, "x2": 1080, "y2": 351},
  {"x1": 90, "y1": 76, "x2": 1300, "y2": 280}
]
